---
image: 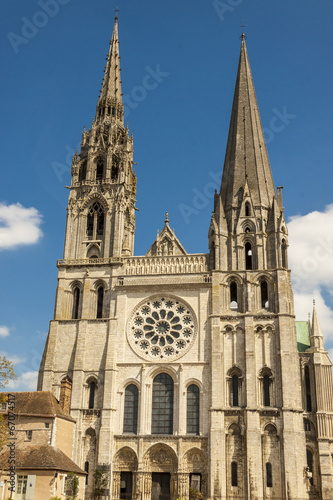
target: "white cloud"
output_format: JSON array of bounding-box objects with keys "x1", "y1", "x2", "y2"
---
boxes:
[
  {"x1": 7, "y1": 371, "x2": 38, "y2": 391},
  {"x1": 0, "y1": 202, "x2": 43, "y2": 250},
  {"x1": 0, "y1": 351, "x2": 27, "y2": 366},
  {"x1": 0, "y1": 326, "x2": 10, "y2": 337},
  {"x1": 288, "y1": 204, "x2": 333, "y2": 291},
  {"x1": 288, "y1": 204, "x2": 333, "y2": 343}
]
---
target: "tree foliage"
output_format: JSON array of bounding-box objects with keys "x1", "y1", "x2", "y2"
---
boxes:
[
  {"x1": 93, "y1": 467, "x2": 108, "y2": 499},
  {"x1": 65, "y1": 472, "x2": 79, "y2": 500},
  {"x1": 0, "y1": 355, "x2": 16, "y2": 451}
]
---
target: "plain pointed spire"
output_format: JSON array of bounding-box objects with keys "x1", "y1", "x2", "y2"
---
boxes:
[
  {"x1": 311, "y1": 300, "x2": 325, "y2": 350},
  {"x1": 220, "y1": 36, "x2": 276, "y2": 211},
  {"x1": 98, "y1": 14, "x2": 122, "y2": 104}
]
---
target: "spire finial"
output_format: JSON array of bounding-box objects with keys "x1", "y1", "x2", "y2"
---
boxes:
[
  {"x1": 115, "y1": 6, "x2": 119, "y2": 21},
  {"x1": 165, "y1": 212, "x2": 169, "y2": 224},
  {"x1": 240, "y1": 19, "x2": 246, "y2": 40}
]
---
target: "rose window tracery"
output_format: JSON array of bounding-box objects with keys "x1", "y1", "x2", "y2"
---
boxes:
[{"x1": 127, "y1": 296, "x2": 197, "y2": 361}]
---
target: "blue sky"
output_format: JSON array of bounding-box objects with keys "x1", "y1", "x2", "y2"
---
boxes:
[{"x1": 1, "y1": 0, "x2": 333, "y2": 390}]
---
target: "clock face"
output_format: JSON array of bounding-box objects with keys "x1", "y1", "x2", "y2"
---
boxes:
[{"x1": 127, "y1": 295, "x2": 197, "y2": 361}]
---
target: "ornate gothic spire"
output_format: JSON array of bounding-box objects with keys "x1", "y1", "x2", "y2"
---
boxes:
[
  {"x1": 96, "y1": 14, "x2": 123, "y2": 123},
  {"x1": 220, "y1": 36, "x2": 276, "y2": 211}
]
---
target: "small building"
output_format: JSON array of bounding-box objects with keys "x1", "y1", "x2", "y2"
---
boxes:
[{"x1": 0, "y1": 391, "x2": 86, "y2": 499}]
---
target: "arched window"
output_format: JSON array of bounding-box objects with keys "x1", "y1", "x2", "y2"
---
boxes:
[
  {"x1": 85, "y1": 461, "x2": 89, "y2": 485},
  {"x1": 266, "y1": 462, "x2": 272, "y2": 487},
  {"x1": 306, "y1": 449, "x2": 314, "y2": 486},
  {"x1": 245, "y1": 242, "x2": 253, "y2": 270},
  {"x1": 261, "y1": 281, "x2": 269, "y2": 309},
  {"x1": 87, "y1": 202, "x2": 104, "y2": 240},
  {"x1": 111, "y1": 154, "x2": 119, "y2": 180},
  {"x1": 245, "y1": 202, "x2": 250, "y2": 216},
  {"x1": 187, "y1": 384, "x2": 199, "y2": 435},
  {"x1": 305, "y1": 365, "x2": 312, "y2": 412},
  {"x1": 232, "y1": 375, "x2": 239, "y2": 407},
  {"x1": 210, "y1": 241, "x2": 215, "y2": 270},
  {"x1": 231, "y1": 462, "x2": 238, "y2": 487},
  {"x1": 79, "y1": 162, "x2": 87, "y2": 182},
  {"x1": 152, "y1": 373, "x2": 173, "y2": 435},
  {"x1": 72, "y1": 286, "x2": 80, "y2": 319},
  {"x1": 88, "y1": 381, "x2": 96, "y2": 409},
  {"x1": 230, "y1": 281, "x2": 238, "y2": 310},
  {"x1": 281, "y1": 239, "x2": 287, "y2": 268},
  {"x1": 96, "y1": 158, "x2": 104, "y2": 180},
  {"x1": 96, "y1": 286, "x2": 104, "y2": 319},
  {"x1": 263, "y1": 375, "x2": 270, "y2": 407},
  {"x1": 123, "y1": 384, "x2": 138, "y2": 434}
]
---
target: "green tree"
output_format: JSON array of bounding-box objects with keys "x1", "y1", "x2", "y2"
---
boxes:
[
  {"x1": 93, "y1": 467, "x2": 108, "y2": 499},
  {"x1": 0, "y1": 355, "x2": 16, "y2": 451},
  {"x1": 65, "y1": 473, "x2": 79, "y2": 500}
]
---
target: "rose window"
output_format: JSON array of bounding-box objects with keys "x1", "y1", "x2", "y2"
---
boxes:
[{"x1": 127, "y1": 296, "x2": 197, "y2": 361}]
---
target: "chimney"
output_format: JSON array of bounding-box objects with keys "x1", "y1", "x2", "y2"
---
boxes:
[{"x1": 59, "y1": 377, "x2": 72, "y2": 415}]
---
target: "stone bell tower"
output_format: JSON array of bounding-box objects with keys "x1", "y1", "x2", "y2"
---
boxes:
[
  {"x1": 207, "y1": 34, "x2": 308, "y2": 499},
  {"x1": 64, "y1": 13, "x2": 136, "y2": 261}
]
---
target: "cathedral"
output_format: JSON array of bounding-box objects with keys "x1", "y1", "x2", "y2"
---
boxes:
[{"x1": 38, "y1": 14, "x2": 333, "y2": 500}]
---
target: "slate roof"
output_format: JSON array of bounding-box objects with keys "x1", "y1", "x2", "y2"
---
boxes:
[
  {"x1": 3, "y1": 391, "x2": 75, "y2": 422},
  {"x1": 0, "y1": 445, "x2": 85, "y2": 474}
]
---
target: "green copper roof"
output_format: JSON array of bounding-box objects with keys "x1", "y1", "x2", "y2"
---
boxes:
[{"x1": 296, "y1": 321, "x2": 311, "y2": 352}]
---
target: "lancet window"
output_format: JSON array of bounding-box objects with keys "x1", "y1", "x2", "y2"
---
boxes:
[
  {"x1": 72, "y1": 286, "x2": 81, "y2": 319},
  {"x1": 152, "y1": 373, "x2": 173, "y2": 434},
  {"x1": 123, "y1": 384, "x2": 138, "y2": 434},
  {"x1": 245, "y1": 242, "x2": 253, "y2": 270},
  {"x1": 87, "y1": 202, "x2": 104, "y2": 240},
  {"x1": 187, "y1": 384, "x2": 200, "y2": 435}
]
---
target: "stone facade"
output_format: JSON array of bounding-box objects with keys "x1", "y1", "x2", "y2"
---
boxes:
[{"x1": 38, "y1": 16, "x2": 333, "y2": 500}]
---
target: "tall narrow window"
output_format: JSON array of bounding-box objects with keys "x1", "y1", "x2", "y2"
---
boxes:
[
  {"x1": 210, "y1": 241, "x2": 215, "y2": 270},
  {"x1": 87, "y1": 202, "x2": 104, "y2": 240},
  {"x1": 266, "y1": 462, "x2": 272, "y2": 487},
  {"x1": 305, "y1": 366, "x2": 312, "y2": 412},
  {"x1": 72, "y1": 287, "x2": 80, "y2": 319},
  {"x1": 123, "y1": 384, "x2": 138, "y2": 434},
  {"x1": 245, "y1": 202, "x2": 250, "y2": 216},
  {"x1": 152, "y1": 373, "x2": 173, "y2": 434},
  {"x1": 306, "y1": 449, "x2": 314, "y2": 485},
  {"x1": 111, "y1": 154, "x2": 119, "y2": 180},
  {"x1": 230, "y1": 281, "x2": 238, "y2": 310},
  {"x1": 79, "y1": 161, "x2": 87, "y2": 182},
  {"x1": 281, "y1": 239, "x2": 287, "y2": 268},
  {"x1": 187, "y1": 384, "x2": 199, "y2": 435},
  {"x1": 231, "y1": 462, "x2": 238, "y2": 487},
  {"x1": 232, "y1": 375, "x2": 239, "y2": 407},
  {"x1": 261, "y1": 281, "x2": 269, "y2": 309},
  {"x1": 85, "y1": 461, "x2": 89, "y2": 485},
  {"x1": 245, "y1": 242, "x2": 252, "y2": 270},
  {"x1": 96, "y1": 286, "x2": 104, "y2": 318},
  {"x1": 88, "y1": 381, "x2": 96, "y2": 409},
  {"x1": 96, "y1": 158, "x2": 104, "y2": 180},
  {"x1": 263, "y1": 375, "x2": 270, "y2": 407}
]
